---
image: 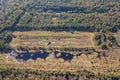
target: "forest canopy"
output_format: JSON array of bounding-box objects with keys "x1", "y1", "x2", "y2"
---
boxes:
[{"x1": 0, "y1": 0, "x2": 120, "y2": 52}]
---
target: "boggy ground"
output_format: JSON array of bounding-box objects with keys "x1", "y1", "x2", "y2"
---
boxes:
[
  {"x1": 3, "y1": 31, "x2": 119, "y2": 76},
  {"x1": 0, "y1": 49, "x2": 119, "y2": 77}
]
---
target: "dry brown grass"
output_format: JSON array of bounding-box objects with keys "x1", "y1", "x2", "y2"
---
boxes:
[
  {"x1": 0, "y1": 49, "x2": 120, "y2": 75},
  {"x1": 116, "y1": 30, "x2": 120, "y2": 44},
  {"x1": 10, "y1": 31, "x2": 95, "y2": 49},
  {"x1": 6, "y1": 31, "x2": 120, "y2": 75}
]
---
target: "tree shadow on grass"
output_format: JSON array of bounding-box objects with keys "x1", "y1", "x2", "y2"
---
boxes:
[{"x1": 15, "y1": 52, "x2": 50, "y2": 61}]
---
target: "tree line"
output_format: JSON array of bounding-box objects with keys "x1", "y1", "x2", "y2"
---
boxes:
[
  {"x1": 0, "y1": 68, "x2": 119, "y2": 80},
  {"x1": 0, "y1": 0, "x2": 120, "y2": 53}
]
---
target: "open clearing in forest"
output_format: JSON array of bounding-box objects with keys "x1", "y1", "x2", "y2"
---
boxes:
[{"x1": 10, "y1": 31, "x2": 95, "y2": 49}]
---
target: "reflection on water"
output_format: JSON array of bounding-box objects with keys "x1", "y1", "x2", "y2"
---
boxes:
[
  {"x1": 16, "y1": 52, "x2": 50, "y2": 61},
  {"x1": 7, "y1": 50, "x2": 83, "y2": 62},
  {"x1": 54, "y1": 52, "x2": 74, "y2": 62}
]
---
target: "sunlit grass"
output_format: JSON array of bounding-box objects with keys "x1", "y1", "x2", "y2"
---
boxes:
[{"x1": 10, "y1": 31, "x2": 95, "y2": 49}]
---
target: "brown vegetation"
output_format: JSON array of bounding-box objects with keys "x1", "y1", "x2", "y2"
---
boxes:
[{"x1": 10, "y1": 31, "x2": 95, "y2": 52}]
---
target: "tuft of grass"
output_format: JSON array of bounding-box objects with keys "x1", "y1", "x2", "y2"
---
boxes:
[{"x1": 116, "y1": 30, "x2": 120, "y2": 45}]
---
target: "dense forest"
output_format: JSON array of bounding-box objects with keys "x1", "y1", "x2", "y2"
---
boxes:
[
  {"x1": 0, "y1": 0, "x2": 120, "y2": 32},
  {"x1": 0, "y1": 0, "x2": 120, "y2": 52},
  {"x1": 0, "y1": 68, "x2": 120, "y2": 80}
]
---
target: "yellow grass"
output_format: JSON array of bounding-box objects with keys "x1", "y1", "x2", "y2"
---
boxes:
[
  {"x1": 116, "y1": 30, "x2": 120, "y2": 44},
  {"x1": 0, "y1": 49, "x2": 120, "y2": 75},
  {"x1": 10, "y1": 31, "x2": 95, "y2": 49},
  {"x1": 13, "y1": 31, "x2": 94, "y2": 37},
  {"x1": 1, "y1": 31, "x2": 120, "y2": 75}
]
